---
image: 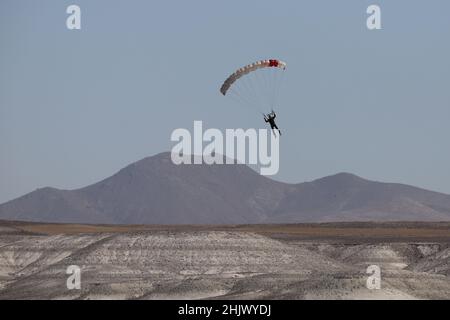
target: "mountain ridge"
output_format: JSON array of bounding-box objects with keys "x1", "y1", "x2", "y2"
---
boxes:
[{"x1": 1, "y1": 152, "x2": 450, "y2": 224}]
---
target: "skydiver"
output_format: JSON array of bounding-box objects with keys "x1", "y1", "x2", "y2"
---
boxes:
[{"x1": 264, "y1": 110, "x2": 281, "y2": 137}]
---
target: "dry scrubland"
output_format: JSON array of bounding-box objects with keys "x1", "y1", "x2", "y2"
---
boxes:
[{"x1": 0, "y1": 221, "x2": 449, "y2": 299}]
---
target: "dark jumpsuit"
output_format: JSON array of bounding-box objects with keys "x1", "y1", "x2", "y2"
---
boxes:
[{"x1": 264, "y1": 113, "x2": 281, "y2": 136}]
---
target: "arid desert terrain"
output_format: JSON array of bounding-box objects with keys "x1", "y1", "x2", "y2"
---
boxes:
[{"x1": 0, "y1": 221, "x2": 449, "y2": 299}]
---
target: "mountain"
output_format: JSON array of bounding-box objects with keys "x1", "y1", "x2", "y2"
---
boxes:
[
  {"x1": 0, "y1": 153, "x2": 290, "y2": 224},
  {"x1": 271, "y1": 173, "x2": 450, "y2": 222},
  {"x1": 0, "y1": 152, "x2": 450, "y2": 224}
]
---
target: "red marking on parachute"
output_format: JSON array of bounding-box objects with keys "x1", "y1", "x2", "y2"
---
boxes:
[{"x1": 269, "y1": 59, "x2": 279, "y2": 67}]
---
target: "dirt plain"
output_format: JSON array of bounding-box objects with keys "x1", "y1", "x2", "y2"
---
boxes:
[{"x1": 0, "y1": 220, "x2": 449, "y2": 299}]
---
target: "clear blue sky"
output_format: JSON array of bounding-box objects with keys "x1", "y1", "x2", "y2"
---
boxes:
[{"x1": 1, "y1": 0, "x2": 450, "y2": 203}]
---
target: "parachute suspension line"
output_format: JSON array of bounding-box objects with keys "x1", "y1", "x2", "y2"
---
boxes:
[
  {"x1": 228, "y1": 80, "x2": 265, "y2": 114},
  {"x1": 268, "y1": 70, "x2": 275, "y2": 110},
  {"x1": 263, "y1": 68, "x2": 272, "y2": 109},
  {"x1": 248, "y1": 71, "x2": 266, "y2": 111},
  {"x1": 237, "y1": 74, "x2": 254, "y2": 104},
  {"x1": 269, "y1": 68, "x2": 281, "y2": 110},
  {"x1": 274, "y1": 68, "x2": 285, "y2": 112},
  {"x1": 229, "y1": 87, "x2": 259, "y2": 113},
  {"x1": 237, "y1": 74, "x2": 261, "y2": 111},
  {"x1": 245, "y1": 70, "x2": 264, "y2": 110},
  {"x1": 263, "y1": 67, "x2": 273, "y2": 111},
  {"x1": 252, "y1": 68, "x2": 267, "y2": 111},
  {"x1": 266, "y1": 69, "x2": 274, "y2": 110},
  {"x1": 252, "y1": 69, "x2": 264, "y2": 108},
  {"x1": 228, "y1": 88, "x2": 247, "y2": 107},
  {"x1": 267, "y1": 67, "x2": 276, "y2": 110},
  {"x1": 256, "y1": 67, "x2": 275, "y2": 112},
  {"x1": 264, "y1": 68, "x2": 275, "y2": 110},
  {"x1": 272, "y1": 67, "x2": 281, "y2": 110},
  {"x1": 228, "y1": 85, "x2": 253, "y2": 109},
  {"x1": 228, "y1": 90, "x2": 252, "y2": 112}
]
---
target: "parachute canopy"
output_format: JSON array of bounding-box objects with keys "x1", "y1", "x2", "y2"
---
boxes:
[
  {"x1": 220, "y1": 59, "x2": 287, "y2": 95},
  {"x1": 220, "y1": 59, "x2": 287, "y2": 113}
]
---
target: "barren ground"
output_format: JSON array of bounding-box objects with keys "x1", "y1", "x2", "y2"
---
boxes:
[{"x1": 0, "y1": 221, "x2": 449, "y2": 299}]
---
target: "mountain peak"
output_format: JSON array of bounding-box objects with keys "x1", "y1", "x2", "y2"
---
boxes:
[{"x1": 313, "y1": 172, "x2": 367, "y2": 185}]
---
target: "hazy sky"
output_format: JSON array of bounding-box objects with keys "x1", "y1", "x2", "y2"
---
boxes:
[{"x1": 1, "y1": 0, "x2": 450, "y2": 203}]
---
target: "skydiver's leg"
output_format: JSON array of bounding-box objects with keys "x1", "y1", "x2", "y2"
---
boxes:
[
  {"x1": 273, "y1": 124, "x2": 281, "y2": 136},
  {"x1": 270, "y1": 126, "x2": 277, "y2": 138},
  {"x1": 273, "y1": 129, "x2": 278, "y2": 138}
]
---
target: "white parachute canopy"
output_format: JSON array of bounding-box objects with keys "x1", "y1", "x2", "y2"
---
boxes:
[{"x1": 220, "y1": 59, "x2": 287, "y2": 113}]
